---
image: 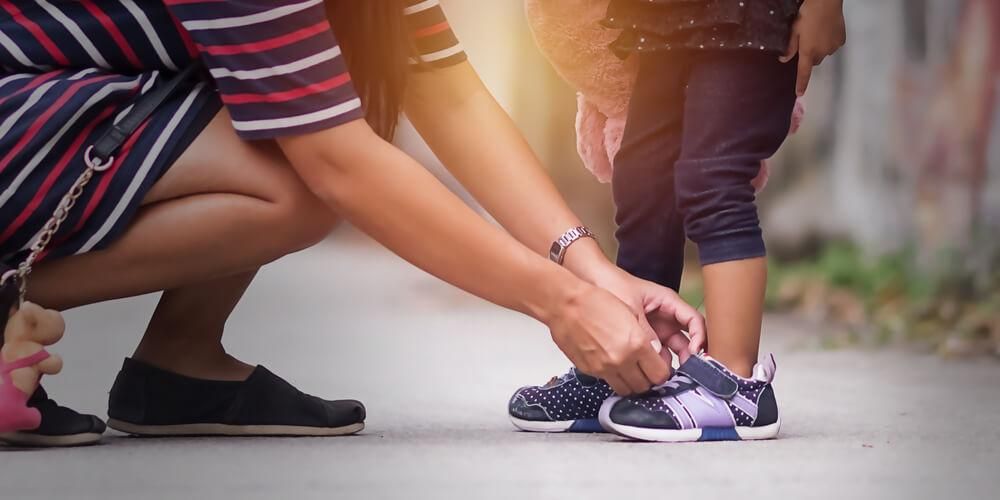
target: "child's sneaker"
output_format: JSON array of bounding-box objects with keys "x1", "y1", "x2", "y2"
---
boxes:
[
  {"x1": 598, "y1": 354, "x2": 780, "y2": 442},
  {"x1": 508, "y1": 368, "x2": 614, "y2": 433}
]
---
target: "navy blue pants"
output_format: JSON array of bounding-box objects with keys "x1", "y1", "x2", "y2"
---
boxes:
[{"x1": 613, "y1": 50, "x2": 797, "y2": 290}]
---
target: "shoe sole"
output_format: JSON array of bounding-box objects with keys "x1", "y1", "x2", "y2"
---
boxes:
[
  {"x1": 107, "y1": 419, "x2": 364, "y2": 437},
  {"x1": 509, "y1": 416, "x2": 604, "y2": 433},
  {"x1": 598, "y1": 397, "x2": 780, "y2": 442},
  {"x1": 0, "y1": 431, "x2": 103, "y2": 447}
]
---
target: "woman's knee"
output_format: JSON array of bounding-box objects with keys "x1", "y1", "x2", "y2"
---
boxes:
[
  {"x1": 266, "y1": 176, "x2": 340, "y2": 253},
  {"x1": 164, "y1": 114, "x2": 339, "y2": 253}
]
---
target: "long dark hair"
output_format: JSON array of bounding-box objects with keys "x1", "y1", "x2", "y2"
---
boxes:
[{"x1": 325, "y1": 0, "x2": 413, "y2": 141}]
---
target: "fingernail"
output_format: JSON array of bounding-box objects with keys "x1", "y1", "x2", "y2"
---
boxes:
[{"x1": 650, "y1": 339, "x2": 663, "y2": 353}]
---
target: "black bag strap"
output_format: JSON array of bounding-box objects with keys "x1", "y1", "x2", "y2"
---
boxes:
[
  {"x1": 87, "y1": 62, "x2": 203, "y2": 167},
  {"x1": 0, "y1": 62, "x2": 204, "y2": 301}
]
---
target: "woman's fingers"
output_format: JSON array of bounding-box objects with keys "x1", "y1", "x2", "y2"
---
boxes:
[
  {"x1": 620, "y1": 363, "x2": 651, "y2": 395},
  {"x1": 604, "y1": 373, "x2": 632, "y2": 396},
  {"x1": 609, "y1": 324, "x2": 670, "y2": 395},
  {"x1": 664, "y1": 331, "x2": 693, "y2": 364},
  {"x1": 547, "y1": 284, "x2": 682, "y2": 395},
  {"x1": 657, "y1": 298, "x2": 706, "y2": 355},
  {"x1": 659, "y1": 340, "x2": 675, "y2": 365},
  {"x1": 637, "y1": 343, "x2": 670, "y2": 386},
  {"x1": 635, "y1": 317, "x2": 670, "y2": 386}
]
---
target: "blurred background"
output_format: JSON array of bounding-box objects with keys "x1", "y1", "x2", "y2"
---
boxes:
[
  {"x1": 408, "y1": 0, "x2": 1000, "y2": 359},
  {"x1": 9, "y1": 2, "x2": 997, "y2": 497}
]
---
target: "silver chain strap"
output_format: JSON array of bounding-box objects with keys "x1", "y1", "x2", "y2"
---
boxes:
[{"x1": 0, "y1": 146, "x2": 114, "y2": 301}]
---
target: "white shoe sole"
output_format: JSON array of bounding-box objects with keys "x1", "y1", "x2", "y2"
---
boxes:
[
  {"x1": 509, "y1": 416, "x2": 574, "y2": 433},
  {"x1": 0, "y1": 431, "x2": 103, "y2": 447},
  {"x1": 107, "y1": 419, "x2": 364, "y2": 437},
  {"x1": 598, "y1": 396, "x2": 780, "y2": 442},
  {"x1": 509, "y1": 415, "x2": 606, "y2": 433}
]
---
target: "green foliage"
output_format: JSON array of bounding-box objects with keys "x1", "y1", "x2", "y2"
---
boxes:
[
  {"x1": 769, "y1": 244, "x2": 940, "y2": 310},
  {"x1": 766, "y1": 242, "x2": 1000, "y2": 357}
]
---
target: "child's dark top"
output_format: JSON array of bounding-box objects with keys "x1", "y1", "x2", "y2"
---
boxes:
[{"x1": 604, "y1": 0, "x2": 802, "y2": 58}]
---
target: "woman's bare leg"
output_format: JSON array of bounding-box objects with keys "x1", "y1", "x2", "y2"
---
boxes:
[
  {"x1": 24, "y1": 111, "x2": 337, "y2": 379},
  {"x1": 132, "y1": 271, "x2": 258, "y2": 380},
  {"x1": 26, "y1": 110, "x2": 337, "y2": 310}
]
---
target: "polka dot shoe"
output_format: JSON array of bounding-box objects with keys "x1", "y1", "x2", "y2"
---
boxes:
[
  {"x1": 599, "y1": 354, "x2": 780, "y2": 442},
  {"x1": 508, "y1": 368, "x2": 614, "y2": 433}
]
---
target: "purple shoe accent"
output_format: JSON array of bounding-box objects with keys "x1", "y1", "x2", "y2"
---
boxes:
[
  {"x1": 730, "y1": 393, "x2": 758, "y2": 420},
  {"x1": 664, "y1": 396, "x2": 693, "y2": 429},
  {"x1": 675, "y1": 389, "x2": 736, "y2": 428},
  {"x1": 602, "y1": 354, "x2": 782, "y2": 442}
]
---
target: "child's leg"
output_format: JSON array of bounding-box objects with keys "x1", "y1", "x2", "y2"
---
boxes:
[
  {"x1": 612, "y1": 53, "x2": 689, "y2": 291},
  {"x1": 674, "y1": 51, "x2": 797, "y2": 377}
]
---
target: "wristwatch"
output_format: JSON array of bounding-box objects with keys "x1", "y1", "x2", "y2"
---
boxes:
[{"x1": 549, "y1": 226, "x2": 597, "y2": 265}]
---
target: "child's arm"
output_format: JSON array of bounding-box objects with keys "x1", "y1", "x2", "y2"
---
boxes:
[{"x1": 780, "y1": 0, "x2": 847, "y2": 96}]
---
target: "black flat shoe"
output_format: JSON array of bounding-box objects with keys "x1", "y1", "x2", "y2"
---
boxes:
[
  {"x1": 0, "y1": 386, "x2": 106, "y2": 447},
  {"x1": 107, "y1": 358, "x2": 365, "y2": 437}
]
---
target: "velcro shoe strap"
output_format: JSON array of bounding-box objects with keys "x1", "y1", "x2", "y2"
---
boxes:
[{"x1": 676, "y1": 356, "x2": 739, "y2": 399}]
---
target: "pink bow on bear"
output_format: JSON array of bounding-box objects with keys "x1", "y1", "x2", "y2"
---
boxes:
[{"x1": 525, "y1": 0, "x2": 804, "y2": 191}]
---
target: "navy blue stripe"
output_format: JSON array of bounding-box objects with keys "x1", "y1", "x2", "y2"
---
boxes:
[
  {"x1": 175, "y1": 4, "x2": 327, "y2": 42},
  {"x1": 199, "y1": 31, "x2": 338, "y2": 74}
]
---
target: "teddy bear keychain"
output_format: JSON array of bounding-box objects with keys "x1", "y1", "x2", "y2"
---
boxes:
[{"x1": 0, "y1": 271, "x2": 65, "y2": 433}]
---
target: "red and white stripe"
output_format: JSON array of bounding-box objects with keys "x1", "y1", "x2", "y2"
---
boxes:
[
  {"x1": 231, "y1": 96, "x2": 361, "y2": 133},
  {"x1": 35, "y1": 0, "x2": 110, "y2": 68},
  {"x1": 208, "y1": 46, "x2": 342, "y2": 81},
  {"x1": 120, "y1": 0, "x2": 180, "y2": 70},
  {"x1": 80, "y1": 82, "x2": 209, "y2": 253},
  {"x1": 180, "y1": 0, "x2": 323, "y2": 31},
  {"x1": 0, "y1": 76, "x2": 142, "y2": 209}
]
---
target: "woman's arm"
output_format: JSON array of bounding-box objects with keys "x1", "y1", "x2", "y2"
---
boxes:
[
  {"x1": 277, "y1": 120, "x2": 673, "y2": 395},
  {"x1": 404, "y1": 63, "x2": 616, "y2": 284},
  {"x1": 404, "y1": 62, "x2": 704, "y2": 355}
]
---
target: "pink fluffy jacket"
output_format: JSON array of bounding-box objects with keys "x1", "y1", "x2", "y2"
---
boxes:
[{"x1": 524, "y1": 0, "x2": 805, "y2": 191}]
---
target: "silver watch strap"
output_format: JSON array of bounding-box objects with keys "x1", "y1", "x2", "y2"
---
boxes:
[{"x1": 549, "y1": 226, "x2": 596, "y2": 265}]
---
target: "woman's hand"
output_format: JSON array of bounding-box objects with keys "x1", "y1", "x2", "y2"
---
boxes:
[
  {"x1": 401, "y1": 62, "x2": 698, "y2": 391},
  {"x1": 780, "y1": 0, "x2": 846, "y2": 96},
  {"x1": 587, "y1": 267, "x2": 706, "y2": 364},
  {"x1": 546, "y1": 284, "x2": 670, "y2": 396},
  {"x1": 282, "y1": 120, "x2": 674, "y2": 397}
]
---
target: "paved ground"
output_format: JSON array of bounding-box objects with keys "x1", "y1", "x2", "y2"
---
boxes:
[{"x1": 2, "y1": 229, "x2": 998, "y2": 500}]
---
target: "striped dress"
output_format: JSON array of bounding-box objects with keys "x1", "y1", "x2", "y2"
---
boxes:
[{"x1": 0, "y1": 0, "x2": 465, "y2": 264}]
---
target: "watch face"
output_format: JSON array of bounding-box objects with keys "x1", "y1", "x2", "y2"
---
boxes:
[{"x1": 549, "y1": 241, "x2": 563, "y2": 263}]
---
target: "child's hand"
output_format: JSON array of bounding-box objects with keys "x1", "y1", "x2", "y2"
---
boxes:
[{"x1": 780, "y1": 0, "x2": 846, "y2": 96}]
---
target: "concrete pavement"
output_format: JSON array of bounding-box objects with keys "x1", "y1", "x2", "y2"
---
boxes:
[{"x1": 2, "y1": 230, "x2": 998, "y2": 500}]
